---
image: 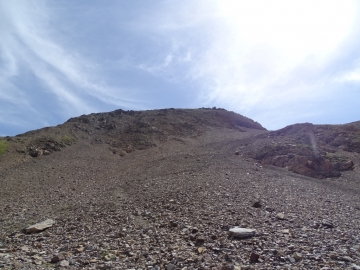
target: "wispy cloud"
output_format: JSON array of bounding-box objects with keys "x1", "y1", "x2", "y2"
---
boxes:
[{"x1": 0, "y1": 1, "x2": 142, "y2": 134}]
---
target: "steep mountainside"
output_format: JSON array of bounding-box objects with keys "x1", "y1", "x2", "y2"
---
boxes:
[{"x1": 0, "y1": 108, "x2": 359, "y2": 269}]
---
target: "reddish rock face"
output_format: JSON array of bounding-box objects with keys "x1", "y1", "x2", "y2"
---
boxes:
[{"x1": 250, "y1": 122, "x2": 356, "y2": 179}]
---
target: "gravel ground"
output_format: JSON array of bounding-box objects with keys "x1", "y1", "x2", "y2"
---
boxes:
[{"x1": 1, "y1": 124, "x2": 360, "y2": 269}]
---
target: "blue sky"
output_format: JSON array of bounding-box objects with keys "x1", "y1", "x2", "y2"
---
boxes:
[{"x1": 1, "y1": 0, "x2": 360, "y2": 136}]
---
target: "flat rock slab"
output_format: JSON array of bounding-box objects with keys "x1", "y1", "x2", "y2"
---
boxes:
[
  {"x1": 24, "y1": 219, "x2": 55, "y2": 234},
  {"x1": 229, "y1": 227, "x2": 256, "y2": 238}
]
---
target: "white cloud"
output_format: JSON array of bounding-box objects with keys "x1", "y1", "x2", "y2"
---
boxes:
[
  {"x1": 134, "y1": 0, "x2": 358, "y2": 114},
  {"x1": 191, "y1": 0, "x2": 357, "y2": 109},
  {"x1": 334, "y1": 59, "x2": 360, "y2": 83},
  {"x1": 341, "y1": 70, "x2": 360, "y2": 82}
]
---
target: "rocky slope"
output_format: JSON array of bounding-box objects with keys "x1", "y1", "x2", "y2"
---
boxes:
[
  {"x1": 246, "y1": 122, "x2": 359, "y2": 179},
  {"x1": 0, "y1": 108, "x2": 359, "y2": 269}
]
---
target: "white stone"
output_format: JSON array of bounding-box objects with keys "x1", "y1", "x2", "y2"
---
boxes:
[
  {"x1": 229, "y1": 227, "x2": 256, "y2": 238},
  {"x1": 24, "y1": 219, "x2": 55, "y2": 233}
]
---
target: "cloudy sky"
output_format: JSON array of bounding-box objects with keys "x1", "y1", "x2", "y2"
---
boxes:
[{"x1": 1, "y1": 0, "x2": 360, "y2": 136}]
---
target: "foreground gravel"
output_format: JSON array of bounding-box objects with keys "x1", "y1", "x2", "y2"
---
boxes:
[{"x1": 1, "y1": 128, "x2": 360, "y2": 269}]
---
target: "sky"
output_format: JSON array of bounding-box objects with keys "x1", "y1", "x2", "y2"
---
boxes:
[{"x1": 1, "y1": 0, "x2": 360, "y2": 136}]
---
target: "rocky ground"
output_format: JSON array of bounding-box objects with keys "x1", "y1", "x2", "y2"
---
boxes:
[{"x1": 0, "y1": 109, "x2": 360, "y2": 269}]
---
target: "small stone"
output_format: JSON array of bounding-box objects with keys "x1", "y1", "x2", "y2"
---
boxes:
[
  {"x1": 282, "y1": 229, "x2": 290, "y2": 234},
  {"x1": 51, "y1": 254, "x2": 65, "y2": 263},
  {"x1": 133, "y1": 209, "x2": 141, "y2": 216},
  {"x1": 59, "y1": 260, "x2": 69, "y2": 267},
  {"x1": 272, "y1": 249, "x2": 283, "y2": 257},
  {"x1": 169, "y1": 221, "x2": 178, "y2": 227},
  {"x1": 24, "y1": 219, "x2": 55, "y2": 234},
  {"x1": 322, "y1": 219, "x2": 334, "y2": 228},
  {"x1": 198, "y1": 247, "x2": 206, "y2": 254},
  {"x1": 293, "y1": 252, "x2": 303, "y2": 261},
  {"x1": 166, "y1": 263, "x2": 177, "y2": 270},
  {"x1": 312, "y1": 222, "x2": 320, "y2": 229},
  {"x1": 351, "y1": 264, "x2": 360, "y2": 270},
  {"x1": 340, "y1": 256, "x2": 353, "y2": 262},
  {"x1": 141, "y1": 210, "x2": 151, "y2": 216},
  {"x1": 276, "y1": 213, "x2": 285, "y2": 220},
  {"x1": 75, "y1": 247, "x2": 84, "y2": 253},
  {"x1": 249, "y1": 252, "x2": 259, "y2": 263},
  {"x1": 252, "y1": 201, "x2": 261, "y2": 208},
  {"x1": 234, "y1": 151, "x2": 240, "y2": 155},
  {"x1": 99, "y1": 265, "x2": 113, "y2": 270},
  {"x1": 195, "y1": 237, "x2": 205, "y2": 246},
  {"x1": 329, "y1": 253, "x2": 337, "y2": 260},
  {"x1": 229, "y1": 227, "x2": 256, "y2": 238},
  {"x1": 21, "y1": 246, "x2": 29, "y2": 251},
  {"x1": 13, "y1": 262, "x2": 24, "y2": 268},
  {"x1": 221, "y1": 264, "x2": 234, "y2": 270},
  {"x1": 104, "y1": 254, "x2": 116, "y2": 261},
  {"x1": 289, "y1": 256, "x2": 295, "y2": 263},
  {"x1": 191, "y1": 227, "x2": 199, "y2": 234},
  {"x1": 32, "y1": 255, "x2": 43, "y2": 261}
]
